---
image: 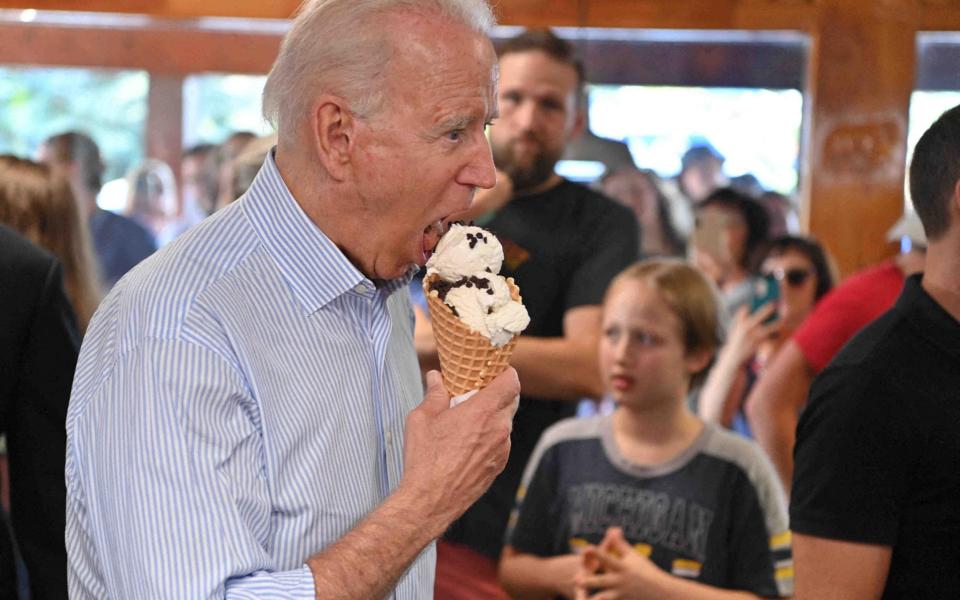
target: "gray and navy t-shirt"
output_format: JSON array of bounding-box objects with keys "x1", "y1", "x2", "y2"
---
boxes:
[{"x1": 506, "y1": 416, "x2": 793, "y2": 597}]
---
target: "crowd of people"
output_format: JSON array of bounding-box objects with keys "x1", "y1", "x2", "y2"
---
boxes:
[{"x1": 0, "y1": 1, "x2": 957, "y2": 599}]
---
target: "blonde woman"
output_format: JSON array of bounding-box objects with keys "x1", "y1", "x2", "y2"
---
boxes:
[
  {"x1": 0, "y1": 155, "x2": 101, "y2": 332},
  {"x1": 125, "y1": 158, "x2": 179, "y2": 246}
]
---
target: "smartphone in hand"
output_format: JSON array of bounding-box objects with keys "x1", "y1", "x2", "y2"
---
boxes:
[{"x1": 750, "y1": 273, "x2": 780, "y2": 323}]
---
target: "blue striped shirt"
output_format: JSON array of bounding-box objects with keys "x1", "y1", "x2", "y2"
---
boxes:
[{"x1": 65, "y1": 151, "x2": 432, "y2": 599}]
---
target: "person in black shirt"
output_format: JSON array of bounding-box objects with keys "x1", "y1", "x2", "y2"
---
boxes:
[
  {"x1": 38, "y1": 132, "x2": 156, "y2": 290},
  {"x1": 790, "y1": 104, "x2": 960, "y2": 598},
  {"x1": 428, "y1": 29, "x2": 639, "y2": 599},
  {"x1": 0, "y1": 224, "x2": 78, "y2": 599}
]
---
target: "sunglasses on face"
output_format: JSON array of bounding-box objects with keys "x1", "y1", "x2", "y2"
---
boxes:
[{"x1": 764, "y1": 267, "x2": 812, "y2": 287}]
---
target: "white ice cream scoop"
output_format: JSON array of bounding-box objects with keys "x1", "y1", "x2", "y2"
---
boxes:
[{"x1": 426, "y1": 223, "x2": 503, "y2": 281}]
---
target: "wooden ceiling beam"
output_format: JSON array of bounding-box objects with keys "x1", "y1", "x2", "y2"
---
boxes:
[
  {"x1": 0, "y1": 22, "x2": 279, "y2": 74},
  {"x1": 0, "y1": 0, "x2": 822, "y2": 29},
  {"x1": 0, "y1": 0, "x2": 300, "y2": 20}
]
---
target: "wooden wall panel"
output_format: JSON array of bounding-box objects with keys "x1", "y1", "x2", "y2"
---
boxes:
[
  {"x1": 0, "y1": 23, "x2": 280, "y2": 74},
  {"x1": 146, "y1": 73, "x2": 183, "y2": 207},
  {"x1": 493, "y1": 0, "x2": 581, "y2": 26},
  {"x1": 584, "y1": 0, "x2": 816, "y2": 30},
  {"x1": 0, "y1": 0, "x2": 822, "y2": 29},
  {"x1": 801, "y1": 0, "x2": 918, "y2": 275},
  {"x1": 0, "y1": 0, "x2": 300, "y2": 19}
]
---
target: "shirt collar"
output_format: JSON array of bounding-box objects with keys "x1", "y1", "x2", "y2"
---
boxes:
[
  {"x1": 900, "y1": 274, "x2": 960, "y2": 361},
  {"x1": 241, "y1": 149, "x2": 368, "y2": 314}
]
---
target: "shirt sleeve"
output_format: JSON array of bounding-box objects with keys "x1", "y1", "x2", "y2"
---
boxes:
[
  {"x1": 504, "y1": 437, "x2": 562, "y2": 557},
  {"x1": 790, "y1": 365, "x2": 914, "y2": 546},
  {"x1": 726, "y1": 449, "x2": 794, "y2": 598},
  {"x1": 66, "y1": 338, "x2": 316, "y2": 599},
  {"x1": 565, "y1": 199, "x2": 639, "y2": 310},
  {"x1": 792, "y1": 267, "x2": 901, "y2": 374}
]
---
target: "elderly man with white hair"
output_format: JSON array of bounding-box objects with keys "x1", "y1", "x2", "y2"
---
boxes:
[{"x1": 64, "y1": 1, "x2": 519, "y2": 598}]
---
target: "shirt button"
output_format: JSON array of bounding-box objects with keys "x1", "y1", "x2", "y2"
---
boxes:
[
  {"x1": 385, "y1": 431, "x2": 393, "y2": 446},
  {"x1": 354, "y1": 284, "x2": 367, "y2": 294}
]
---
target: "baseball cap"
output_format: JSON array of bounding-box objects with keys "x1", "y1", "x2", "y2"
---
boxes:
[
  {"x1": 681, "y1": 143, "x2": 725, "y2": 170},
  {"x1": 885, "y1": 211, "x2": 927, "y2": 246}
]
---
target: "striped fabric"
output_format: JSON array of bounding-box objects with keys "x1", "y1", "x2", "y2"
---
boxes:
[{"x1": 65, "y1": 151, "x2": 432, "y2": 599}]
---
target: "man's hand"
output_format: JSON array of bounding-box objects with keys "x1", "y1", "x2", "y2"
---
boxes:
[{"x1": 399, "y1": 368, "x2": 520, "y2": 533}]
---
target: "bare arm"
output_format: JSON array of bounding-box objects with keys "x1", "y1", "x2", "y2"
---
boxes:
[
  {"x1": 744, "y1": 339, "x2": 812, "y2": 494},
  {"x1": 308, "y1": 369, "x2": 520, "y2": 598},
  {"x1": 499, "y1": 546, "x2": 581, "y2": 600},
  {"x1": 511, "y1": 305, "x2": 604, "y2": 401},
  {"x1": 793, "y1": 534, "x2": 891, "y2": 600},
  {"x1": 699, "y1": 305, "x2": 777, "y2": 427}
]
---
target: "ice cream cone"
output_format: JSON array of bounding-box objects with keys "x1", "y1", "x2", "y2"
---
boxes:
[{"x1": 424, "y1": 273, "x2": 521, "y2": 396}]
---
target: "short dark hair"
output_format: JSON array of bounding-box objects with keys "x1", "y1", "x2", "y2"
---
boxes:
[
  {"x1": 699, "y1": 187, "x2": 770, "y2": 269},
  {"x1": 499, "y1": 28, "x2": 585, "y2": 99},
  {"x1": 43, "y1": 131, "x2": 104, "y2": 194},
  {"x1": 759, "y1": 235, "x2": 836, "y2": 302},
  {"x1": 909, "y1": 103, "x2": 960, "y2": 240}
]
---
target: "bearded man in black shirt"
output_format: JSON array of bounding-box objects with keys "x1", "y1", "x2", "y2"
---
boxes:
[{"x1": 423, "y1": 29, "x2": 639, "y2": 599}]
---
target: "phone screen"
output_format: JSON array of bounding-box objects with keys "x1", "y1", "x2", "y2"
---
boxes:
[
  {"x1": 750, "y1": 274, "x2": 780, "y2": 323},
  {"x1": 691, "y1": 211, "x2": 727, "y2": 261}
]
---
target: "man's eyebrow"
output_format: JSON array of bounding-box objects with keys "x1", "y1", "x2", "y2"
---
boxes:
[{"x1": 436, "y1": 115, "x2": 475, "y2": 131}]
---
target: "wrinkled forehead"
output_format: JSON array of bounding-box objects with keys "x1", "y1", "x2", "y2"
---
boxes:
[{"x1": 497, "y1": 50, "x2": 579, "y2": 98}]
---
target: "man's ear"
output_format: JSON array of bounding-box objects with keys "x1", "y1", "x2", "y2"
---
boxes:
[
  {"x1": 309, "y1": 95, "x2": 355, "y2": 182},
  {"x1": 568, "y1": 105, "x2": 587, "y2": 142}
]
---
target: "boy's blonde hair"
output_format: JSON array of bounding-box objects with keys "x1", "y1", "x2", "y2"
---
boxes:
[{"x1": 606, "y1": 259, "x2": 721, "y2": 385}]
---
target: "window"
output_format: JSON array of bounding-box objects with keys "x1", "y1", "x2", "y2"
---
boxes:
[
  {"x1": 0, "y1": 66, "x2": 148, "y2": 181},
  {"x1": 588, "y1": 85, "x2": 802, "y2": 193},
  {"x1": 182, "y1": 73, "x2": 272, "y2": 147}
]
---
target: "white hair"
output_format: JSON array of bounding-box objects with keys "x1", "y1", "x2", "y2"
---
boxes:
[{"x1": 262, "y1": 0, "x2": 495, "y2": 138}]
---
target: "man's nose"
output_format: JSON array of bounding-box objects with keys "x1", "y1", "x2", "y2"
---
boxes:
[
  {"x1": 459, "y1": 136, "x2": 497, "y2": 190},
  {"x1": 512, "y1": 100, "x2": 540, "y2": 132}
]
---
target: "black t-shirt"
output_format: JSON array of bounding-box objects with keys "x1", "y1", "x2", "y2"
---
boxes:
[
  {"x1": 444, "y1": 180, "x2": 639, "y2": 558},
  {"x1": 508, "y1": 417, "x2": 793, "y2": 598},
  {"x1": 791, "y1": 275, "x2": 960, "y2": 598}
]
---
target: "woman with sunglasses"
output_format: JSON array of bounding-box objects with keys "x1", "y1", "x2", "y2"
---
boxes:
[{"x1": 698, "y1": 235, "x2": 836, "y2": 437}]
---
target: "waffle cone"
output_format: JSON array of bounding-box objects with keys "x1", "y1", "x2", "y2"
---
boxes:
[{"x1": 424, "y1": 273, "x2": 521, "y2": 396}]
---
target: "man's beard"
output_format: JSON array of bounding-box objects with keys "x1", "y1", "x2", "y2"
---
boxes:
[{"x1": 492, "y1": 136, "x2": 563, "y2": 193}]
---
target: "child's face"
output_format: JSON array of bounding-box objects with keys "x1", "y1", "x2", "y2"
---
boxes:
[{"x1": 599, "y1": 280, "x2": 696, "y2": 410}]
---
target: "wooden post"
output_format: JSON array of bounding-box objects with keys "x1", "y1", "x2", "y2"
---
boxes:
[
  {"x1": 802, "y1": 0, "x2": 918, "y2": 276},
  {"x1": 146, "y1": 73, "x2": 184, "y2": 213}
]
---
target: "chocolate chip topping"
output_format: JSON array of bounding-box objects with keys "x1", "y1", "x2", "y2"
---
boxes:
[
  {"x1": 464, "y1": 229, "x2": 490, "y2": 250},
  {"x1": 427, "y1": 275, "x2": 494, "y2": 302}
]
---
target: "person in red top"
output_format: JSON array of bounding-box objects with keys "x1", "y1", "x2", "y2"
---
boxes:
[{"x1": 744, "y1": 214, "x2": 926, "y2": 493}]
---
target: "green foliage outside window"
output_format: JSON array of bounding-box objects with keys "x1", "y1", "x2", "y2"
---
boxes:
[
  {"x1": 182, "y1": 73, "x2": 272, "y2": 147},
  {"x1": 0, "y1": 66, "x2": 148, "y2": 181}
]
